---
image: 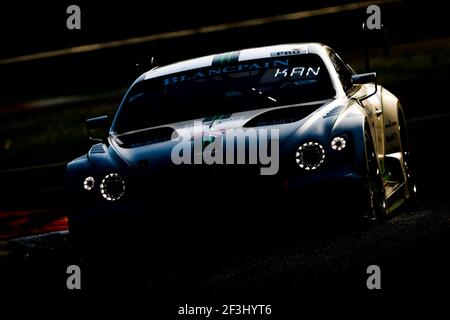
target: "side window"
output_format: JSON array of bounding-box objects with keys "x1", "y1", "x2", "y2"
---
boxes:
[{"x1": 328, "y1": 49, "x2": 354, "y2": 94}]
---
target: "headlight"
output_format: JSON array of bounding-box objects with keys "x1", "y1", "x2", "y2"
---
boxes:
[
  {"x1": 100, "y1": 173, "x2": 125, "y2": 201},
  {"x1": 295, "y1": 142, "x2": 325, "y2": 170},
  {"x1": 331, "y1": 136, "x2": 347, "y2": 151},
  {"x1": 83, "y1": 176, "x2": 95, "y2": 191}
]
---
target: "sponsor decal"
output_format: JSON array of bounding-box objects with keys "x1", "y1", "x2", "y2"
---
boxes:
[
  {"x1": 163, "y1": 58, "x2": 322, "y2": 86},
  {"x1": 270, "y1": 48, "x2": 308, "y2": 57},
  {"x1": 163, "y1": 59, "x2": 289, "y2": 86},
  {"x1": 212, "y1": 51, "x2": 240, "y2": 66},
  {"x1": 385, "y1": 120, "x2": 398, "y2": 129}
]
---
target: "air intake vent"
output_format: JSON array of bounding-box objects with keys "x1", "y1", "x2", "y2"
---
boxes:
[
  {"x1": 115, "y1": 127, "x2": 177, "y2": 148},
  {"x1": 89, "y1": 143, "x2": 105, "y2": 154},
  {"x1": 243, "y1": 103, "x2": 322, "y2": 127},
  {"x1": 323, "y1": 106, "x2": 344, "y2": 118}
]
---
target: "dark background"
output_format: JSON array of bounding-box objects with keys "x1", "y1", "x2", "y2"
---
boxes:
[
  {"x1": 1, "y1": 0, "x2": 449, "y2": 169},
  {"x1": 1, "y1": 0, "x2": 448, "y2": 103},
  {"x1": 0, "y1": 0, "x2": 450, "y2": 315}
]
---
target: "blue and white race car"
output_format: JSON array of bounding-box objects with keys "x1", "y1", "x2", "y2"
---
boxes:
[{"x1": 66, "y1": 43, "x2": 415, "y2": 245}]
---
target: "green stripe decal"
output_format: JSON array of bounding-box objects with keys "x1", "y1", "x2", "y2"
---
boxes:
[{"x1": 212, "y1": 51, "x2": 240, "y2": 66}]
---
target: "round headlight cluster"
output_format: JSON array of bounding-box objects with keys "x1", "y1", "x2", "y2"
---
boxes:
[
  {"x1": 100, "y1": 173, "x2": 125, "y2": 201},
  {"x1": 295, "y1": 142, "x2": 325, "y2": 170},
  {"x1": 331, "y1": 136, "x2": 347, "y2": 151},
  {"x1": 83, "y1": 176, "x2": 95, "y2": 191}
]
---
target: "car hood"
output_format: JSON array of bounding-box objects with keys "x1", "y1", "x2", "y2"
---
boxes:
[{"x1": 99, "y1": 98, "x2": 343, "y2": 173}]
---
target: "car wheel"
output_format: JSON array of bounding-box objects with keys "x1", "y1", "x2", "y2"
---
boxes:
[{"x1": 399, "y1": 114, "x2": 417, "y2": 200}]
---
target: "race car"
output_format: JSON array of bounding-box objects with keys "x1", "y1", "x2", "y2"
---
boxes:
[{"x1": 66, "y1": 43, "x2": 415, "y2": 246}]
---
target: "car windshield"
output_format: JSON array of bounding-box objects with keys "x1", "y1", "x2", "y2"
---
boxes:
[{"x1": 113, "y1": 54, "x2": 335, "y2": 133}]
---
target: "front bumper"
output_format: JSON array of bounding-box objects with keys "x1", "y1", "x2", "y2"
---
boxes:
[{"x1": 68, "y1": 162, "x2": 367, "y2": 239}]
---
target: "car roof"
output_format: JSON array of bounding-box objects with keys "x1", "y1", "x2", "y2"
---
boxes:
[{"x1": 139, "y1": 43, "x2": 328, "y2": 82}]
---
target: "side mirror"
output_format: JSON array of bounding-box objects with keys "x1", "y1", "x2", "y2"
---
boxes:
[
  {"x1": 86, "y1": 115, "x2": 109, "y2": 143},
  {"x1": 352, "y1": 72, "x2": 377, "y2": 102},
  {"x1": 351, "y1": 72, "x2": 376, "y2": 85}
]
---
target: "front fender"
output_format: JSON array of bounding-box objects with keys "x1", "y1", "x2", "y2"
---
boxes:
[{"x1": 331, "y1": 103, "x2": 370, "y2": 176}]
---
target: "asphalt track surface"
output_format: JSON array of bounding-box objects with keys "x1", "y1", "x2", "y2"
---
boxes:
[{"x1": 0, "y1": 112, "x2": 449, "y2": 316}]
